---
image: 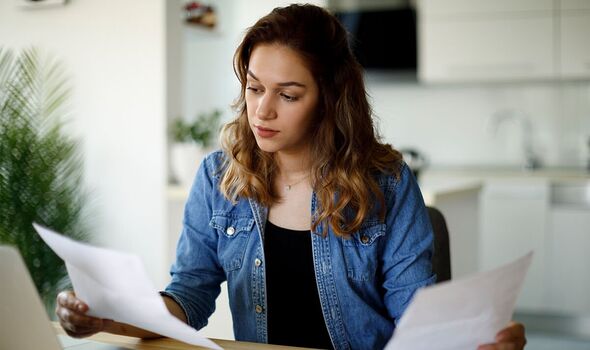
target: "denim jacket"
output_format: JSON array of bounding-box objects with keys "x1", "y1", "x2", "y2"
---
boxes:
[{"x1": 164, "y1": 150, "x2": 435, "y2": 350}]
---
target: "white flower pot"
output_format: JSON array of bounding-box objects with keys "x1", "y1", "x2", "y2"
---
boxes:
[{"x1": 171, "y1": 143, "x2": 212, "y2": 187}]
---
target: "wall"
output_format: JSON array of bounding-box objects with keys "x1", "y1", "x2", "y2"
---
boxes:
[
  {"x1": 181, "y1": 0, "x2": 238, "y2": 125},
  {"x1": 0, "y1": 0, "x2": 169, "y2": 287},
  {"x1": 367, "y1": 78, "x2": 590, "y2": 169}
]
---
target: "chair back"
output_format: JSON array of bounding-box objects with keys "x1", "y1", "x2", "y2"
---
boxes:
[{"x1": 426, "y1": 206, "x2": 451, "y2": 283}]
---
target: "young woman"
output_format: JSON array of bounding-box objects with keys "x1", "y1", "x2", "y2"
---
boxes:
[{"x1": 56, "y1": 4, "x2": 526, "y2": 350}]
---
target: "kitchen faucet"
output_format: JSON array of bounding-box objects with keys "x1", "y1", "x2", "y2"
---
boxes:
[{"x1": 489, "y1": 109, "x2": 542, "y2": 170}]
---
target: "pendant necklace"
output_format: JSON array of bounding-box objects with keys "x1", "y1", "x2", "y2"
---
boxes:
[{"x1": 283, "y1": 174, "x2": 310, "y2": 191}]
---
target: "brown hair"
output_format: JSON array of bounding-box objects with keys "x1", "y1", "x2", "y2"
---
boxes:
[{"x1": 220, "y1": 4, "x2": 402, "y2": 237}]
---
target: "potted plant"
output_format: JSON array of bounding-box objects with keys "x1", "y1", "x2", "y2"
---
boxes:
[
  {"x1": 169, "y1": 109, "x2": 221, "y2": 186},
  {"x1": 0, "y1": 48, "x2": 89, "y2": 314}
]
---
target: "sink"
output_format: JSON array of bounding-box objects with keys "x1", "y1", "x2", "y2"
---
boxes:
[{"x1": 551, "y1": 181, "x2": 590, "y2": 207}]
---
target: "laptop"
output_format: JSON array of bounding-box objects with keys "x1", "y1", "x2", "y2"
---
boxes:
[{"x1": 0, "y1": 245, "x2": 125, "y2": 350}]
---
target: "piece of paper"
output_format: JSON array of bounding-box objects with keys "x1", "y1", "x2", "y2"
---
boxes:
[
  {"x1": 385, "y1": 252, "x2": 533, "y2": 350},
  {"x1": 33, "y1": 223, "x2": 222, "y2": 350}
]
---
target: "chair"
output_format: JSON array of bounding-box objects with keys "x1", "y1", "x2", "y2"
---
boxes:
[{"x1": 426, "y1": 206, "x2": 451, "y2": 283}]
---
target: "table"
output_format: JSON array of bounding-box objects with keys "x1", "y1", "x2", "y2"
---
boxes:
[{"x1": 53, "y1": 322, "x2": 319, "y2": 350}]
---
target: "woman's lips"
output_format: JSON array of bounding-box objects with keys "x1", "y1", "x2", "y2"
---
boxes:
[{"x1": 255, "y1": 125, "x2": 279, "y2": 138}]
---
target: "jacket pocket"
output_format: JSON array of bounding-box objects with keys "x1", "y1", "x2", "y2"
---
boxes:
[
  {"x1": 342, "y1": 222, "x2": 385, "y2": 282},
  {"x1": 210, "y1": 214, "x2": 254, "y2": 272}
]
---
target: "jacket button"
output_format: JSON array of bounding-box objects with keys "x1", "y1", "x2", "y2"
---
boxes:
[
  {"x1": 255, "y1": 305, "x2": 264, "y2": 314},
  {"x1": 361, "y1": 235, "x2": 370, "y2": 244},
  {"x1": 226, "y1": 226, "x2": 235, "y2": 236},
  {"x1": 254, "y1": 258, "x2": 262, "y2": 267}
]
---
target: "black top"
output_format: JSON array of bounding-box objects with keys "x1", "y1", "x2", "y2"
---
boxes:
[{"x1": 264, "y1": 220, "x2": 334, "y2": 350}]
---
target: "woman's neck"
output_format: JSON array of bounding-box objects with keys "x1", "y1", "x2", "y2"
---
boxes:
[{"x1": 275, "y1": 150, "x2": 311, "y2": 180}]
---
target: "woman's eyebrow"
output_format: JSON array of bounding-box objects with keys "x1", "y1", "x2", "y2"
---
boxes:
[{"x1": 247, "y1": 70, "x2": 306, "y2": 88}]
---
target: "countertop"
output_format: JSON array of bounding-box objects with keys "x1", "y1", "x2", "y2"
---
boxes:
[
  {"x1": 418, "y1": 166, "x2": 590, "y2": 206},
  {"x1": 421, "y1": 166, "x2": 590, "y2": 181},
  {"x1": 418, "y1": 178, "x2": 483, "y2": 206}
]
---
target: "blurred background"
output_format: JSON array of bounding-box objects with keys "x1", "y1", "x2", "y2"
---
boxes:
[{"x1": 1, "y1": 0, "x2": 589, "y2": 349}]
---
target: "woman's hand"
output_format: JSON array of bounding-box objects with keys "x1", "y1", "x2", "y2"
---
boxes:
[
  {"x1": 55, "y1": 290, "x2": 113, "y2": 338},
  {"x1": 477, "y1": 321, "x2": 527, "y2": 350}
]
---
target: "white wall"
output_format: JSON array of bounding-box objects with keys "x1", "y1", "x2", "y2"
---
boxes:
[
  {"x1": 367, "y1": 79, "x2": 590, "y2": 168},
  {"x1": 0, "y1": 0, "x2": 169, "y2": 287}
]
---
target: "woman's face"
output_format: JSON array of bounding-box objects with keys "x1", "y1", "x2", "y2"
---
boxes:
[{"x1": 245, "y1": 43, "x2": 319, "y2": 156}]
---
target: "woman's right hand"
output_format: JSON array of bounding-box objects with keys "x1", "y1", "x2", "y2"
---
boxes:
[{"x1": 55, "y1": 291, "x2": 112, "y2": 338}]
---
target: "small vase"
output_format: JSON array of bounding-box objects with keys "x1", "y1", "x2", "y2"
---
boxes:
[{"x1": 171, "y1": 143, "x2": 212, "y2": 187}]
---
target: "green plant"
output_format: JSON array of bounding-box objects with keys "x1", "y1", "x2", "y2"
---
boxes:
[
  {"x1": 0, "y1": 48, "x2": 89, "y2": 312},
  {"x1": 170, "y1": 109, "x2": 221, "y2": 147}
]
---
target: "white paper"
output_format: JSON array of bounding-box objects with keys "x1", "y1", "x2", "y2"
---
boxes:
[
  {"x1": 385, "y1": 252, "x2": 533, "y2": 350},
  {"x1": 33, "y1": 223, "x2": 222, "y2": 350}
]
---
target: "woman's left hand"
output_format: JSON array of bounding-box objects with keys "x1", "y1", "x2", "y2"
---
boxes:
[{"x1": 477, "y1": 321, "x2": 526, "y2": 350}]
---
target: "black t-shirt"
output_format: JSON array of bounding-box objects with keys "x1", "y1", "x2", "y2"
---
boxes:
[{"x1": 264, "y1": 220, "x2": 334, "y2": 350}]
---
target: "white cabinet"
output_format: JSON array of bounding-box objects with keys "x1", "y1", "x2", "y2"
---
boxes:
[
  {"x1": 418, "y1": 0, "x2": 590, "y2": 82},
  {"x1": 419, "y1": 0, "x2": 554, "y2": 82},
  {"x1": 559, "y1": 0, "x2": 590, "y2": 78},
  {"x1": 425, "y1": 169, "x2": 590, "y2": 314},
  {"x1": 479, "y1": 180, "x2": 550, "y2": 311},
  {"x1": 547, "y1": 207, "x2": 590, "y2": 314},
  {"x1": 546, "y1": 180, "x2": 590, "y2": 315}
]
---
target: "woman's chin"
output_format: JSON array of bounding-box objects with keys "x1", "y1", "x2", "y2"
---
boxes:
[{"x1": 255, "y1": 140, "x2": 280, "y2": 153}]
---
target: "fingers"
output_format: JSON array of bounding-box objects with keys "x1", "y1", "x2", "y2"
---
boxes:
[
  {"x1": 57, "y1": 290, "x2": 88, "y2": 313},
  {"x1": 496, "y1": 322, "x2": 526, "y2": 342},
  {"x1": 55, "y1": 290, "x2": 103, "y2": 338},
  {"x1": 496, "y1": 322, "x2": 527, "y2": 349},
  {"x1": 477, "y1": 322, "x2": 527, "y2": 350}
]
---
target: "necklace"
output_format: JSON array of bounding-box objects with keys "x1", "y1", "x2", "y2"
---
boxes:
[{"x1": 282, "y1": 174, "x2": 310, "y2": 191}]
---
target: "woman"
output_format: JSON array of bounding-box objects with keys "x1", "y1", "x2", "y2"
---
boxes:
[{"x1": 56, "y1": 4, "x2": 526, "y2": 350}]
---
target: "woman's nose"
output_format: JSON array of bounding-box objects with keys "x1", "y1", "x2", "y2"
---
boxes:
[{"x1": 256, "y1": 94, "x2": 276, "y2": 120}]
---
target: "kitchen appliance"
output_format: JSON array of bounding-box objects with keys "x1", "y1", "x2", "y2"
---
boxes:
[
  {"x1": 334, "y1": 5, "x2": 417, "y2": 73},
  {"x1": 400, "y1": 148, "x2": 428, "y2": 180}
]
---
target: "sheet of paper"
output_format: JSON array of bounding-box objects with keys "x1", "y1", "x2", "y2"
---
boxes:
[
  {"x1": 385, "y1": 252, "x2": 533, "y2": 350},
  {"x1": 33, "y1": 223, "x2": 222, "y2": 350}
]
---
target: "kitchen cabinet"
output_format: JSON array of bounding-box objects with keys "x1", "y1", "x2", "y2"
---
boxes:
[
  {"x1": 547, "y1": 207, "x2": 590, "y2": 314},
  {"x1": 418, "y1": 0, "x2": 554, "y2": 82},
  {"x1": 546, "y1": 180, "x2": 590, "y2": 315},
  {"x1": 559, "y1": 0, "x2": 590, "y2": 78},
  {"x1": 479, "y1": 179, "x2": 550, "y2": 311},
  {"x1": 418, "y1": 0, "x2": 590, "y2": 82},
  {"x1": 423, "y1": 168, "x2": 590, "y2": 316}
]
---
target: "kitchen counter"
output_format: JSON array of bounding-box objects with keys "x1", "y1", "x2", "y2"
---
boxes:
[
  {"x1": 418, "y1": 178, "x2": 482, "y2": 207},
  {"x1": 421, "y1": 166, "x2": 590, "y2": 181}
]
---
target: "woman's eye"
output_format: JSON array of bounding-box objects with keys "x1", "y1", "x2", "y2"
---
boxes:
[
  {"x1": 246, "y1": 86, "x2": 260, "y2": 93},
  {"x1": 280, "y1": 93, "x2": 298, "y2": 102}
]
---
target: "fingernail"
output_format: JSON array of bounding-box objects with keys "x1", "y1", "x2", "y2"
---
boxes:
[{"x1": 77, "y1": 303, "x2": 84, "y2": 312}]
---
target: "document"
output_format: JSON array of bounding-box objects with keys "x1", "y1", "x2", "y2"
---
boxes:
[
  {"x1": 33, "y1": 223, "x2": 222, "y2": 350},
  {"x1": 385, "y1": 252, "x2": 533, "y2": 350}
]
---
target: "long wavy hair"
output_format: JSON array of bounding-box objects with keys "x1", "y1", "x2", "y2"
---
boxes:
[{"x1": 220, "y1": 4, "x2": 402, "y2": 237}]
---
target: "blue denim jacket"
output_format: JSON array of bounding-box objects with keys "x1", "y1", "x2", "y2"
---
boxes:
[{"x1": 164, "y1": 150, "x2": 435, "y2": 350}]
